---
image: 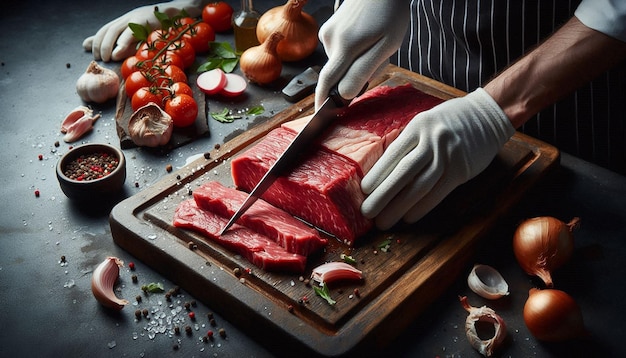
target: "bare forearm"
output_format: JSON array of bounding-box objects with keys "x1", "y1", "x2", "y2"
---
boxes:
[{"x1": 484, "y1": 16, "x2": 626, "y2": 128}]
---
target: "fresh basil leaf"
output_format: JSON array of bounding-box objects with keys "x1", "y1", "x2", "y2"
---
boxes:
[
  {"x1": 221, "y1": 58, "x2": 239, "y2": 73},
  {"x1": 141, "y1": 282, "x2": 164, "y2": 293},
  {"x1": 313, "y1": 283, "x2": 336, "y2": 305},
  {"x1": 246, "y1": 105, "x2": 265, "y2": 116},
  {"x1": 128, "y1": 22, "x2": 150, "y2": 42}
]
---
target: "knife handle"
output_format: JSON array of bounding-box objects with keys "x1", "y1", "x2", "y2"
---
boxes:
[{"x1": 329, "y1": 82, "x2": 369, "y2": 107}]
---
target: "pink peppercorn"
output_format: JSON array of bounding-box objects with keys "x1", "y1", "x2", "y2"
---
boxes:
[
  {"x1": 188, "y1": 312, "x2": 195, "y2": 320},
  {"x1": 128, "y1": 262, "x2": 135, "y2": 270},
  {"x1": 34, "y1": 190, "x2": 40, "y2": 197}
]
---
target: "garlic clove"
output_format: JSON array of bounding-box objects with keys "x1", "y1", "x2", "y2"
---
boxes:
[
  {"x1": 467, "y1": 264, "x2": 509, "y2": 300},
  {"x1": 128, "y1": 103, "x2": 173, "y2": 147},
  {"x1": 61, "y1": 105, "x2": 93, "y2": 133},
  {"x1": 91, "y1": 256, "x2": 129, "y2": 310},
  {"x1": 460, "y1": 296, "x2": 507, "y2": 357},
  {"x1": 62, "y1": 110, "x2": 101, "y2": 143},
  {"x1": 311, "y1": 261, "x2": 363, "y2": 285}
]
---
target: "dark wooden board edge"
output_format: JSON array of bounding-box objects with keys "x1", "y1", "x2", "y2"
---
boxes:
[{"x1": 109, "y1": 64, "x2": 560, "y2": 356}]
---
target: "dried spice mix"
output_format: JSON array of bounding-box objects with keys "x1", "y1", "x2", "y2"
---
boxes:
[{"x1": 64, "y1": 152, "x2": 119, "y2": 181}]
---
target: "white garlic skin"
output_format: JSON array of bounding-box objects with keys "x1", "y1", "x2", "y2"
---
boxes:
[
  {"x1": 128, "y1": 103, "x2": 174, "y2": 147},
  {"x1": 76, "y1": 61, "x2": 120, "y2": 103},
  {"x1": 467, "y1": 264, "x2": 509, "y2": 300}
]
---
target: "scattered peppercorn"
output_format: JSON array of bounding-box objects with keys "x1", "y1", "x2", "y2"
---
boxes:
[
  {"x1": 60, "y1": 255, "x2": 66, "y2": 263},
  {"x1": 206, "y1": 330, "x2": 214, "y2": 340},
  {"x1": 134, "y1": 309, "x2": 142, "y2": 319},
  {"x1": 142, "y1": 308, "x2": 149, "y2": 317},
  {"x1": 38, "y1": 154, "x2": 43, "y2": 160},
  {"x1": 209, "y1": 318, "x2": 216, "y2": 327},
  {"x1": 184, "y1": 301, "x2": 191, "y2": 310},
  {"x1": 176, "y1": 174, "x2": 181, "y2": 180},
  {"x1": 353, "y1": 288, "x2": 361, "y2": 298},
  {"x1": 174, "y1": 326, "x2": 180, "y2": 335},
  {"x1": 165, "y1": 292, "x2": 172, "y2": 301},
  {"x1": 203, "y1": 152, "x2": 211, "y2": 159},
  {"x1": 207, "y1": 312, "x2": 214, "y2": 320},
  {"x1": 34, "y1": 190, "x2": 40, "y2": 197},
  {"x1": 134, "y1": 182, "x2": 139, "y2": 188},
  {"x1": 131, "y1": 274, "x2": 138, "y2": 283},
  {"x1": 165, "y1": 164, "x2": 173, "y2": 173},
  {"x1": 185, "y1": 325, "x2": 192, "y2": 335},
  {"x1": 188, "y1": 312, "x2": 196, "y2": 320},
  {"x1": 136, "y1": 295, "x2": 142, "y2": 303},
  {"x1": 66, "y1": 63, "x2": 71, "y2": 68},
  {"x1": 54, "y1": 141, "x2": 60, "y2": 147},
  {"x1": 214, "y1": 143, "x2": 221, "y2": 150},
  {"x1": 218, "y1": 328, "x2": 226, "y2": 338}
]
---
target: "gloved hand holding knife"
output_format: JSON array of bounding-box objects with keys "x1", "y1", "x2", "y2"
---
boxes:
[{"x1": 316, "y1": 0, "x2": 515, "y2": 229}]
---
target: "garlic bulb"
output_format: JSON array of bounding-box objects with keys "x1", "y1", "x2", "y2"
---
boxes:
[
  {"x1": 467, "y1": 264, "x2": 509, "y2": 299},
  {"x1": 128, "y1": 103, "x2": 173, "y2": 147},
  {"x1": 460, "y1": 296, "x2": 507, "y2": 357},
  {"x1": 91, "y1": 256, "x2": 129, "y2": 310},
  {"x1": 76, "y1": 61, "x2": 120, "y2": 103}
]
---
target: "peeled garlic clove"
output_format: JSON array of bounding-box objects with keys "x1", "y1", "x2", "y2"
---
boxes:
[
  {"x1": 128, "y1": 103, "x2": 173, "y2": 147},
  {"x1": 91, "y1": 256, "x2": 129, "y2": 310},
  {"x1": 467, "y1": 264, "x2": 509, "y2": 299},
  {"x1": 311, "y1": 262, "x2": 363, "y2": 285},
  {"x1": 460, "y1": 296, "x2": 507, "y2": 357},
  {"x1": 61, "y1": 105, "x2": 93, "y2": 133}
]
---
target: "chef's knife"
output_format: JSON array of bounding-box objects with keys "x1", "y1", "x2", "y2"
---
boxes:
[{"x1": 219, "y1": 86, "x2": 361, "y2": 235}]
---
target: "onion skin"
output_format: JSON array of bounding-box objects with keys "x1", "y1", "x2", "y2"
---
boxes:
[
  {"x1": 91, "y1": 256, "x2": 129, "y2": 310},
  {"x1": 460, "y1": 296, "x2": 507, "y2": 357},
  {"x1": 240, "y1": 32, "x2": 284, "y2": 85},
  {"x1": 256, "y1": 0, "x2": 319, "y2": 62},
  {"x1": 523, "y1": 288, "x2": 586, "y2": 342},
  {"x1": 512, "y1": 216, "x2": 579, "y2": 287}
]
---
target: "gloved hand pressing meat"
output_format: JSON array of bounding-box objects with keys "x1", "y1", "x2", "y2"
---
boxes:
[
  {"x1": 315, "y1": 0, "x2": 411, "y2": 109},
  {"x1": 82, "y1": 0, "x2": 202, "y2": 62},
  {"x1": 361, "y1": 88, "x2": 516, "y2": 229}
]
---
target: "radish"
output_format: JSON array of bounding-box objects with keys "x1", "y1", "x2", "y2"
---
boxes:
[
  {"x1": 196, "y1": 69, "x2": 227, "y2": 95},
  {"x1": 220, "y1": 73, "x2": 247, "y2": 97}
]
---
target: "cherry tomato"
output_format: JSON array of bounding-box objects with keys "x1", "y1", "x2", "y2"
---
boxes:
[
  {"x1": 121, "y1": 55, "x2": 149, "y2": 79},
  {"x1": 183, "y1": 22, "x2": 215, "y2": 53},
  {"x1": 169, "y1": 82, "x2": 194, "y2": 97},
  {"x1": 152, "y1": 51, "x2": 185, "y2": 71},
  {"x1": 153, "y1": 64, "x2": 187, "y2": 87},
  {"x1": 165, "y1": 94, "x2": 198, "y2": 127},
  {"x1": 202, "y1": 2, "x2": 234, "y2": 33},
  {"x1": 125, "y1": 71, "x2": 153, "y2": 98},
  {"x1": 167, "y1": 39, "x2": 196, "y2": 69},
  {"x1": 147, "y1": 29, "x2": 172, "y2": 50},
  {"x1": 171, "y1": 17, "x2": 196, "y2": 35},
  {"x1": 131, "y1": 87, "x2": 164, "y2": 111},
  {"x1": 135, "y1": 41, "x2": 160, "y2": 61}
]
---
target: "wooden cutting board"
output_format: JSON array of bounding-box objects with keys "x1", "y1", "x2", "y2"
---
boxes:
[{"x1": 110, "y1": 65, "x2": 559, "y2": 356}]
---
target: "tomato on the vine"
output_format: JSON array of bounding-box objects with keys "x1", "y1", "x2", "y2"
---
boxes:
[
  {"x1": 135, "y1": 41, "x2": 161, "y2": 61},
  {"x1": 171, "y1": 17, "x2": 196, "y2": 35},
  {"x1": 125, "y1": 71, "x2": 153, "y2": 98},
  {"x1": 183, "y1": 22, "x2": 215, "y2": 53},
  {"x1": 147, "y1": 29, "x2": 173, "y2": 49},
  {"x1": 153, "y1": 64, "x2": 187, "y2": 87},
  {"x1": 152, "y1": 52, "x2": 185, "y2": 72},
  {"x1": 121, "y1": 55, "x2": 148, "y2": 79},
  {"x1": 202, "y1": 2, "x2": 234, "y2": 33},
  {"x1": 169, "y1": 82, "x2": 193, "y2": 98},
  {"x1": 165, "y1": 94, "x2": 198, "y2": 127},
  {"x1": 167, "y1": 39, "x2": 196, "y2": 69},
  {"x1": 131, "y1": 87, "x2": 164, "y2": 111}
]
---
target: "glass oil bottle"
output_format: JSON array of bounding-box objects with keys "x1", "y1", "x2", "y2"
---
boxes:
[{"x1": 232, "y1": 0, "x2": 261, "y2": 53}]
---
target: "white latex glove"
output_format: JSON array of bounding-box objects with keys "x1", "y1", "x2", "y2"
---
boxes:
[
  {"x1": 315, "y1": 0, "x2": 411, "y2": 108},
  {"x1": 361, "y1": 88, "x2": 516, "y2": 229},
  {"x1": 82, "y1": 0, "x2": 203, "y2": 62}
]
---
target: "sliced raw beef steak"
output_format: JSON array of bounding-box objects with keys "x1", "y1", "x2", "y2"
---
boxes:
[
  {"x1": 231, "y1": 127, "x2": 368, "y2": 243},
  {"x1": 193, "y1": 181, "x2": 327, "y2": 256},
  {"x1": 231, "y1": 84, "x2": 444, "y2": 244},
  {"x1": 173, "y1": 199, "x2": 307, "y2": 273}
]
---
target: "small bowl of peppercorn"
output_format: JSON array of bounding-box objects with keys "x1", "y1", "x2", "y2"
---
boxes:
[{"x1": 56, "y1": 143, "x2": 126, "y2": 201}]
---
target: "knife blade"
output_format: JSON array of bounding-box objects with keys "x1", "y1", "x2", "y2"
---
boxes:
[{"x1": 219, "y1": 86, "x2": 357, "y2": 235}]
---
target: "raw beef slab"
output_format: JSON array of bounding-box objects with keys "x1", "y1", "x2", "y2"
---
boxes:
[
  {"x1": 232, "y1": 127, "x2": 367, "y2": 243},
  {"x1": 232, "y1": 85, "x2": 444, "y2": 244},
  {"x1": 173, "y1": 199, "x2": 307, "y2": 273},
  {"x1": 193, "y1": 181, "x2": 327, "y2": 256}
]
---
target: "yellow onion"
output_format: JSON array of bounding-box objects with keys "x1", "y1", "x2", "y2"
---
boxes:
[
  {"x1": 240, "y1": 31, "x2": 284, "y2": 85},
  {"x1": 523, "y1": 288, "x2": 586, "y2": 341},
  {"x1": 512, "y1": 216, "x2": 579, "y2": 287},
  {"x1": 256, "y1": 0, "x2": 318, "y2": 62}
]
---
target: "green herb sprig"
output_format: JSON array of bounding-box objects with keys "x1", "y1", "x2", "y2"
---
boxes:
[
  {"x1": 197, "y1": 42, "x2": 240, "y2": 73},
  {"x1": 210, "y1": 105, "x2": 265, "y2": 123},
  {"x1": 313, "y1": 283, "x2": 336, "y2": 306}
]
